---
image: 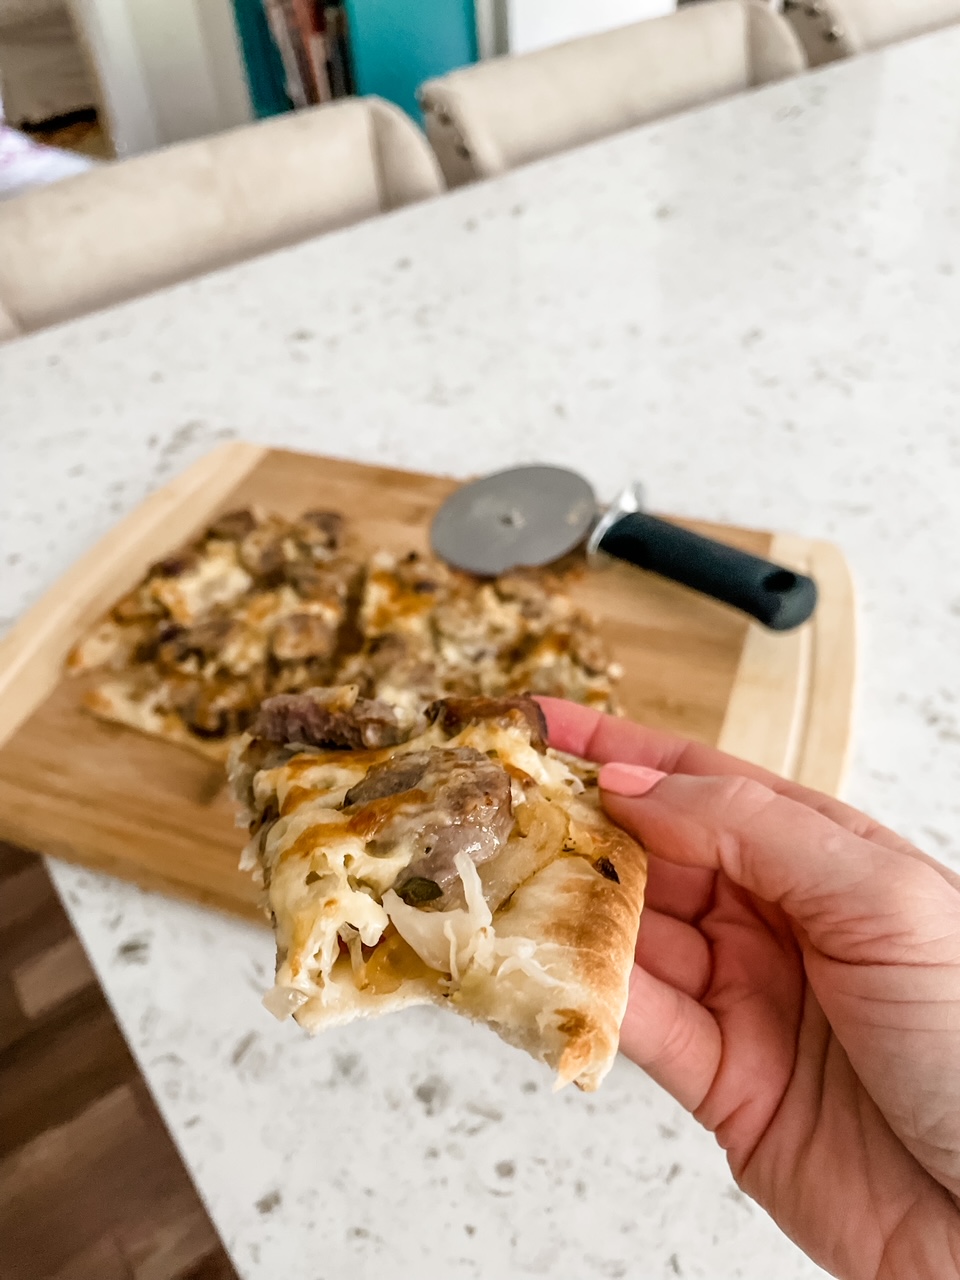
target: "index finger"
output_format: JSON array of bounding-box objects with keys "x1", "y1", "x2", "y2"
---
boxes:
[
  {"x1": 540, "y1": 697, "x2": 748, "y2": 778},
  {"x1": 536, "y1": 697, "x2": 917, "y2": 857}
]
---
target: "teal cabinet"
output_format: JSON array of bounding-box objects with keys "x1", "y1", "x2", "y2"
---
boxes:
[
  {"x1": 232, "y1": 0, "x2": 292, "y2": 118},
  {"x1": 344, "y1": 0, "x2": 477, "y2": 119}
]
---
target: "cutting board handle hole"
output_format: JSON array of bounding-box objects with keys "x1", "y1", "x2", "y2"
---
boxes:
[{"x1": 763, "y1": 569, "x2": 798, "y2": 594}]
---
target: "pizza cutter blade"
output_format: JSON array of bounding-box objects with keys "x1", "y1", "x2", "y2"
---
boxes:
[{"x1": 430, "y1": 464, "x2": 818, "y2": 633}]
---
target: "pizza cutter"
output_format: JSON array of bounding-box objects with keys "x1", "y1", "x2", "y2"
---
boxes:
[{"x1": 430, "y1": 464, "x2": 817, "y2": 632}]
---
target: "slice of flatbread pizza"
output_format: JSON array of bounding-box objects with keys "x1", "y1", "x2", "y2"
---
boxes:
[
  {"x1": 338, "y1": 550, "x2": 622, "y2": 727},
  {"x1": 67, "y1": 507, "x2": 362, "y2": 760},
  {"x1": 229, "y1": 686, "x2": 646, "y2": 1090}
]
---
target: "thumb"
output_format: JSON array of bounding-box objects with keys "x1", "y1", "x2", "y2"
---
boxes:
[{"x1": 598, "y1": 763, "x2": 960, "y2": 964}]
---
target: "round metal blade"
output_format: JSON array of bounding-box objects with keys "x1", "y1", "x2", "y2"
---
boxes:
[{"x1": 430, "y1": 464, "x2": 599, "y2": 576}]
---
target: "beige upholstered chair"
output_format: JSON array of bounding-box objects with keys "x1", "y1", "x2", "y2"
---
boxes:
[
  {"x1": 419, "y1": 0, "x2": 806, "y2": 187},
  {"x1": 0, "y1": 297, "x2": 17, "y2": 341},
  {"x1": 782, "y1": 0, "x2": 960, "y2": 66},
  {"x1": 0, "y1": 96, "x2": 443, "y2": 339}
]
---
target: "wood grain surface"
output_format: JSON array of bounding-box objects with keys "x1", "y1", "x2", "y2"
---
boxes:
[
  {"x1": 0, "y1": 445, "x2": 857, "y2": 923},
  {"x1": 0, "y1": 841, "x2": 238, "y2": 1280}
]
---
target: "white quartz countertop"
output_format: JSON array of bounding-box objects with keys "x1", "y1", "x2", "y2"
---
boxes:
[{"x1": 3, "y1": 29, "x2": 960, "y2": 1280}]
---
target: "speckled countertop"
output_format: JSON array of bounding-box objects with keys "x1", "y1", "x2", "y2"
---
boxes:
[{"x1": 3, "y1": 30, "x2": 960, "y2": 1280}]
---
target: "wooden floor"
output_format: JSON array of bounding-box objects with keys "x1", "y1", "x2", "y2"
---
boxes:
[{"x1": 0, "y1": 841, "x2": 238, "y2": 1280}]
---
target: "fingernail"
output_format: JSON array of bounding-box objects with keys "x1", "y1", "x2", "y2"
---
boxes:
[{"x1": 599, "y1": 762, "x2": 667, "y2": 797}]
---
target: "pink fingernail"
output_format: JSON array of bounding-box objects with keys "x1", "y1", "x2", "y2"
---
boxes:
[{"x1": 599, "y1": 762, "x2": 667, "y2": 797}]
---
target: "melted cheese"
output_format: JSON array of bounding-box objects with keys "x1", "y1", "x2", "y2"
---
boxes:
[
  {"x1": 451, "y1": 721, "x2": 576, "y2": 794},
  {"x1": 434, "y1": 586, "x2": 527, "y2": 664},
  {"x1": 361, "y1": 552, "x2": 440, "y2": 637},
  {"x1": 85, "y1": 677, "x2": 172, "y2": 735},
  {"x1": 66, "y1": 617, "x2": 138, "y2": 672},
  {"x1": 374, "y1": 682, "x2": 428, "y2": 731},
  {"x1": 151, "y1": 541, "x2": 252, "y2": 624},
  {"x1": 384, "y1": 853, "x2": 559, "y2": 988},
  {"x1": 253, "y1": 718, "x2": 581, "y2": 1017}
]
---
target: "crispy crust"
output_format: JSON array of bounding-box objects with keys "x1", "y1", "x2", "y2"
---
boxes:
[
  {"x1": 462, "y1": 787, "x2": 646, "y2": 1090},
  {"x1": 83, "y1": 679, "x2": 233, "y2": 762}
]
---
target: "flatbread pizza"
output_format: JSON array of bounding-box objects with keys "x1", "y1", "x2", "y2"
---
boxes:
[
  {"x1": 67, "y1": 510, "x2": 621, "y2": 761},
  {"x1": 229, "y1": 686, "x2": 646, "y2": 1090},
  {"x1": 339, "y1": 549, "x2": 621, "y2": 730},
  {"x1": 67, "y1": 507, "x2": 363, "y2": 760}
]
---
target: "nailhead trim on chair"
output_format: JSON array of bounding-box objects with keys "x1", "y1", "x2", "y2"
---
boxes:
[
  {"x1": 782, "y1": 0, "x2": 846, "y2": 45},
  {"x1": 418, "y1": 91, "x2": 474, "y2": 164}
]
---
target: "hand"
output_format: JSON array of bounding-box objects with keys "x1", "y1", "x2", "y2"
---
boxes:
[{"x1": 540, "y1": 698, "x2": 960, "y2": 1280}]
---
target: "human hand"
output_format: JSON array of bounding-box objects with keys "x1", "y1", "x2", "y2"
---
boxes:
[{"x1": 540, "y1": 698, "x2": 960, "y2": 1280}]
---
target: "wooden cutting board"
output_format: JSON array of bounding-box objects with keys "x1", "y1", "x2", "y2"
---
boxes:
[{"x1": 0, "y1": 444, "x2": 856, "y2": 922}]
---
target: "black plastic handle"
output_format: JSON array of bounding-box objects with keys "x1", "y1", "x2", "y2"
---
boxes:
[{"x1": 599, "y1": 512, "x2": 818, "y2": 631}]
